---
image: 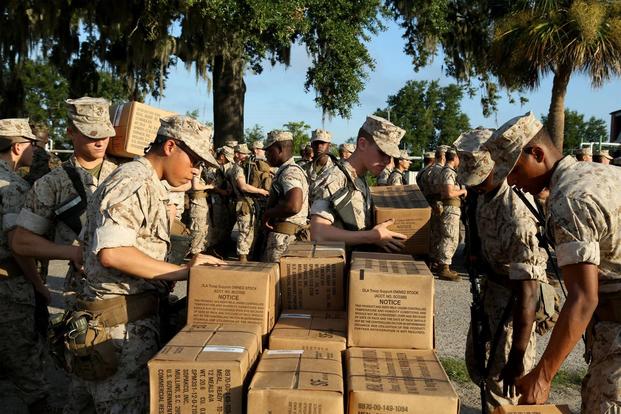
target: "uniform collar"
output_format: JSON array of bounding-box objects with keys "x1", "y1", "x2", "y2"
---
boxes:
[
  {"x1": 0, "y1": 159, "x2": 12, "y2": 172},
  {"x1": 549, "y1": 155, "x2": 576, "y2": 191},
  {"x1": 277, "y1": 157, "x2": 295, "y2": 174},
  {"x1": 136, "y1": 157, "x2": 169, "y2": 202}
]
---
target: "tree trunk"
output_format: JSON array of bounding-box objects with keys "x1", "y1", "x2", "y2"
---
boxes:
[
  {"x1": 213, "y1": 54, "x2": 245, "y2": 148},
  {"x1": 546, "y1": 63, "x2": 572, "y2": 151}
]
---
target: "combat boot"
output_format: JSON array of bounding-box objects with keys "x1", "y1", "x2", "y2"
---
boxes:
[
  {"x1": 437, "y1": 264, "x2": 460, "y2": 282},
  {"x1": 239, "y1": 254, "x2": 248, "y2": 263}
]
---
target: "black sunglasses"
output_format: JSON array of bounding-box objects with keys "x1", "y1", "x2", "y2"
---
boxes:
[{"x1": 174, "y1": 140, "x2": 204, "y2": 168}]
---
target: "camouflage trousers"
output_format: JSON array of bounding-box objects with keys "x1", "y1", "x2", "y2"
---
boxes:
[
  {"x1": 437, "y1": 205, "x2": 461, "y2": 265},
  {"x1": 206, "y1": 195, "x2": 229, "y2": 248},
  {"x1": 465, "y1": 279, "x2": 537, "y2": 413},
  {"x1": 582, "y1": 321, "x2": 621, "y2": 413},
  {"x1": 63, "y1": 376, "x2": 95, "y2": 414},
  {"x1": 236, "y1": 201, "x2": 256, "y2": 256},
  {"x1": 429, "y1": 201, "x2": 443, "y2": 262},
  {"x1": 262, "y1": 232, "x2": 296, "y2": 263},
  {"x1": 0, "y1": 277, "x2": 48, "y2": 406},
  {"x1": 81, "y1": 315, "x2": 159, "y2": 413},
  {"x1": 189, "y1": 196, "x2": 208, "y2": 255}
]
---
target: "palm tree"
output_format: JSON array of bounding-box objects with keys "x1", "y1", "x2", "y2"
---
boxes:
[{"x1": 489, "y1": 0, "x2": 621, "y2": 149}]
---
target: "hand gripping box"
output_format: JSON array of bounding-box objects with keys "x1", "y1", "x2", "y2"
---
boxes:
[
  {"x1": 370, "y1": 184, "x2": 431, "y2": 255},
  {"x1": 108, "y1": 101, "x2": 176, "y2": 158},
  {"x1": 187, "y1": 262, "x2": 279, "y2": 341},
  {"x1": 148, "y1": 324, "x2": 262, "y2": 414},
  {"x1": 493, "y1": 405, "x2": 572, "y2": 414},
  {"x1": 269, "y1": 310, "x2": 347, "y2": 353},
  {"x1": 279, "y1": 241, "x2": 346, "y2": 310},
  {"x1": 348, "y1": 257, "x2": 434, "y2": 349},
  {"x1": 346, "y1": 348, "x2": 459, "y2": 414},
  {"x1": 248, "y1": 350, "x2": 344, "y2": 414}
]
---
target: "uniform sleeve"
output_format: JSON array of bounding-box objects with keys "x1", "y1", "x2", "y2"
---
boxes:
[
  {"x1": 16, "y1": 176, "x2": 58, "y2": 235},
  {"x1": 551, "y1": 196, "x2": 605, "y2": 267},
  {"x1": 281, "y1": 167, "x2": 306, "y2": 195},
  {"x1": 310, "y1": 169, "x2": 347, "y2": 224},
  {"x1": 444, "y1": 170, "x2": 457, "y2": 186},
  {"x1": 91, "y1": 189, "x2": 144, "y2": 254},
  {"x1": 506, "y1": 216, "x2": 548, "y2": 281},
  {"x1": 2, "y1": 184, "x2": 29, "y2": 232}
]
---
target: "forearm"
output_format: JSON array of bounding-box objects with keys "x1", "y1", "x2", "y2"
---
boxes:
[
  {"x1": 11, "y1": 227, "x2": 78, "y2": 261},
  {"x1": 511, "y1": 281, "x2": 539, "y2": 356},
  {"x1": 239, "y1": 182, "x2": 265, "y2": 195},
  {"x1": 99, "y1": 246, "x2": 189, "y2": 281},
  {"x1": 310, "y1": 217, "x2": 375, "y2": 245},
  {"x1": 444, "y1": 185, "x2": 466, "y2": 198},
  {"x1": 14, "y1": 254, "x2": 45, "y2": 290}
]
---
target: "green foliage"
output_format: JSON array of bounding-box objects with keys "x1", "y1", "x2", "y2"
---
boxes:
[
  {"x1": 439, "y1": 357, "x2": 470, "y2": 385},
  {"x1": 283, "y1": 121, "x2": 311, "y2": 153},
  {"x1": 542, "y1": 109, "x2": 608, "y2": 150},
  {"x1": 375, "y1": 80, "x2": 470, "y2": 154},
  {"x1": 244, "y1": 124, "x2": 265, "y2": 145}
]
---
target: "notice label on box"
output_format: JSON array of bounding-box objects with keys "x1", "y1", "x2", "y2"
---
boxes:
[{"x1": 202, "y1": 345, "x2": 246, "y2": 353}]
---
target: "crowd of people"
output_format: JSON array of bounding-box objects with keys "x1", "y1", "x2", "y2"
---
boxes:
[{"x1": 0, "y1": 96, "x2": 619, "y2": 414}]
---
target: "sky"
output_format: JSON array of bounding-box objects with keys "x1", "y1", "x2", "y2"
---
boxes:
[{"x1": 146, "y1": 19, "x2": 621, "y2": 146}]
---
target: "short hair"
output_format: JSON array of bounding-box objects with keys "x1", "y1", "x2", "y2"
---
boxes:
[
  {"x1": 446, "y1": 151, "x2": 457, "y2": 162},
  {"x1": 527, "y1": 127, "x2": 554, "y2": 148},
  {"x1": 435, "y1": 149, "x2": 444, "y2": 159},
  {"x1": 424, "y1": 156, "x2": 434, "y2": 163}
]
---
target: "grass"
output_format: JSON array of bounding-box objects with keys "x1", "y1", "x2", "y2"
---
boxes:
[{"x1": 439, "y1": 356, "x2": 585, "y2": 388}]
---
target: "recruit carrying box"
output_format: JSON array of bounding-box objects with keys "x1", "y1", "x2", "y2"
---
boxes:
[
  {"x1": 248, "y1": 350, "x2": 344, "y2": 414},
  {"x1": 108, "y1": 101, "x2": 176, "y2": 158},
  {"x1": 346, "y1": 348, "x2": 459, "y2": 414},
  {"x1": 371, "y1": 184, "x2": 431, "y2": 255},
  {"x1": 147, "y1": 324, "x2": 262, "y2": 414},
  {"x1": 347, "y1": 257, "x2": 434, "y2": 349},
  {"x1": 493, "y1": 405, "x2": 572, "y2": 414},
  {"x1": 279, "y1": 241, "x2": 346, "y2": 311},
  {"x1": 187, "y1": 262, "x2": 279, "y2": 340},
  {"x1": 269, "y1": 310, "x2": 347, "y2": 353}
]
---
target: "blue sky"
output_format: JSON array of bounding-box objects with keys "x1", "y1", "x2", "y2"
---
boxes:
[{"x1": 147, "y1": 19, "x2": 621, "y2": 146}]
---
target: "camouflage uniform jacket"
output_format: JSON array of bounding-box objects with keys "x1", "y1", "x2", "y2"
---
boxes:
[
  {"x1": 310, "y1": 160, "x2": 373, "y2": 230},
  {"x1": 416, "y1": 164, "x2": 433, "y2": 196},
  {"x1": 271, "y1": 157, "x2": 309, "y2": 226},
  {"x1": 477, "y1": 180, "x2": 548, "y2": 282},
  {"x1": 548, "y1": 156, "x2": 621, "y2": 293},
  {"x1": 439, "y1": 165, "x2": 460, "y2": 200},
  {"x1": 17, "y1": 155, "x2": 118, "y2": 246},
  {"x1": 427, "y1": 163, "x2": 445, "y2": 200},
  {"x1": 304, "y1": 156, "x2": 333, "y2": 184},
  {"x1": 0, "y1": 160, "x2": 30, "y2": 261},
  {"x1": 387, "y1": 169, "x2": 406, "y2": 186},
  {"x1": 376, "y1": 167, "x2": 392, "y2": 185},
  {"x1": 82, "y1": 157, "x2": 169, "y2": 299},
  {"x1": 226, "y1": 162, "x2": 248, "y2": 201}
]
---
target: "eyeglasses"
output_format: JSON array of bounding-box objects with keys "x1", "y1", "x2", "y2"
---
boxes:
[{"x1": 175, "y1": 140, "x2": 204, "y2": 169}]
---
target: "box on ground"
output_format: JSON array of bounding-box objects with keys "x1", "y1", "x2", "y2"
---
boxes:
[
  {"x1": 350, "y1": 251, "x2": 413, "y2": 262},
  {"x1": 493, "y1": 405, "x2": 572, "y2": 414},
  {"x1": 248, "y1": 349, "x2": 344, "y2": 414},
  {"x1": 187, "y1": 262, "x2": 279, "y2": 340},
  {"x1": 269, "y1": 310, "x2": 347, "y2": 353},
  {"x1": 347, "y1": 348, "x2": 459, "y2": 414},
  {"x1": 348, "y1": 257, "x2": 434, "y2": 349},
  {"x1": 371, "y1": 184, "x2": 431, "y2": 255},
  {"x1": 148, "y1": 324, "x2": 262, "y2": 414},
  {"x1": 108, "y1": 101, "x2": 175, "y2": 158},
  {"x1": 279, "y1": 241, "x2": 346, "y2": 310}
]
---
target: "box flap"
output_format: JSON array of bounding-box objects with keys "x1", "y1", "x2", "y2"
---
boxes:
[
  {"x1": 371, "y1": 185, "x2": 429, "y2": 209},
  {"x1": 250, "y1": 350, "x2": 343, "y2": 393},
  {"x1": 351, "y1": 258, "x2": 432, "y2": 276},
  {"x1": 350, "y1": 251, "x2": 414, "y2": 262},
  {"x1": 282, "y1": 241, "x2": 346, "y2": 260},
  {"x1": 272, "y1": 311, "x2": 347, "y2": 341},
  {"x1": 492, "y1": 405, "x2": 573, "y2": 414}
]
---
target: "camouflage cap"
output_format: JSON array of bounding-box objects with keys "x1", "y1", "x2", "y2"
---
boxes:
[
  {"x1": 251, "y1": 141, "x2": 264, "y2": 150},
  {"x1": 157, "y1": 115, "x2": 218, "y2": 167},
  {"x1": 311, "y1": 129, "x2": 332, "y2": 143},
  {"x1": 424, "y1": 151, "x2": 435, "y2": 159},
  {"x1": 361, "y1": 115, "x2": 405, "y2": 158},
  {"x1": 221, "y1": 146, "x2": 235, "y2": 163},
  {"x1": 594, "y1": 149, "x2": 613, "y2": 159},
  {"x1": 575, "y1": 147, "x2": 592, "y2": 156},
  {"x1": 397, "y1": 149, "x2": 413, "y2": 160},
  {"x1": 66, "y1": 97, "x2": 115, "y2": 139},
  {"x1": 339, "y1": 143, "x2": 356, "y2": 153},
  {"x1": 0, "y1": 118, "x2": 37, "y2": 141},
  {"x1": 234, "y1": 143, "x2": 251, "y2": 155},
  {"x1": 453, "y1": 128, "x2": 495, "y2": 187},
  {"x1": 482, "y1": 111, "x2": 543, "y2": 186},
  {"x1": 224, "y1": 140, "x2": 239, "y2": 149},
  {"x1": 265, "y1": 130, "x2": 293, "y2": 149}
]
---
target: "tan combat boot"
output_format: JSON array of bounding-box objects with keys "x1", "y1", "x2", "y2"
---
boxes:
[
  {"x1": 437, "y1": 264, "x2": 460, "y2": 282},
  {"x1": 239, "y1": 254, "x2": 248, "y2": 263}
]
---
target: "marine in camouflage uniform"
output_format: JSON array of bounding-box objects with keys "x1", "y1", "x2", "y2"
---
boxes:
[
  {"x1": 387, "y1": 149, "x2": 412, "y2": 186},
  {"x1": 484, "y1": 111, "x2": 621, "y2": 413},
  {"x1": 415, "y1": 151, "x2": 435, "y2": 197},
  {"x1": 0, "y1": 119, "x2": 51, "y2": 412},
  {"x1": 205, "y1": 148, "x2": 234, "y2": 250},
  {"x1": 426, "y1": 146, "x2": 448, "y2": 267},
  {"x1": 376, "y1": 164, "x2": 392, "y2": 186},
  {"x1": 262, "y1": 130, "x2": 309, "y2": 262},
  {"x1": 305, "y1": 129, "x2": 334, "y2": 206},
  {"x1": 455, "y1": 128, "x2": 550, "y2": 413},
  {"x1": 310, "y1": 115, "x2": 407, "y2": 251},
  {"x1": 79, "y1": 115, "x2": 221, "y2": 413},
  {"x1": 436, "y1": 148, "x2": 466, "y2": 280}
]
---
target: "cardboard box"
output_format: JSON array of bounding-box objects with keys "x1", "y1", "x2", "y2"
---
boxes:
[
  {"x1": 350, "y1": 251, "x2": 414, "y2": 262},
  {"x1": 346, "y1": 348, "x2": 459, "y2": 414},
  {"x1": 348, "y1": 257, "x2": 434, "y2": 349},
  {"x1": 279, "y1": 241, "x2": 346, "y2": 310},
  {"x1": 248, "y1": 350, "x2": 344, "y2": 414},
  {"x1": 108, "y1": 101, "x2": 175, "y2": 158},
  {"x1": 148, "y1": 324, "x2": 262, "y2": 414},
  {"x1": 269, "y1": 310, "x2": 347, "y2": 353},
  {"x1": 187, "y1": 262, "x2": 279, "y2": 340},
  {"x1": 371, "y1": 184, "x2": 431, "y2": 255},
  {"x1": 493, "y1": 405, "x2": 572, "y2": 414}
]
